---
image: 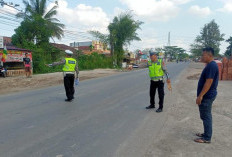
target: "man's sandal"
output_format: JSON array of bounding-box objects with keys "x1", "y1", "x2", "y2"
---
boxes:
[
  {"x1": 196, "y1": 133, "x2": 204, "y2": 137},
  {"x1": 194, "y1": 138, "x2": 211, "y2": 144}
]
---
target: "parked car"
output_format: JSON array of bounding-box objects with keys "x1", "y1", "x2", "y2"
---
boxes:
[{"x1": 132, "y1": 64, "x2": 139, "y2": 68}]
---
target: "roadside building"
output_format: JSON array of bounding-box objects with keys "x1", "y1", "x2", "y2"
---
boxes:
[
  {"x1": 51, "y1": 43, "x2": 77, "y2": 55},
  {"x1": 123, "y1": 52, "x2": 136, "y2": 64},
  {"x1": 0, "y1": 36, "x2": 33, "y2": 76},
  {"x1": 0, "y1": 46, "x2": 33, "y2": 76},
  {"x1": 122, "y1": 52, "x2": 137, "y2": 68},
  {"x1": 70, "y1": 41, "x2": 110, "y2": 55}
]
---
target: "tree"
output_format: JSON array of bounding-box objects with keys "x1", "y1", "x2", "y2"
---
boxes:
[
  {"x1": 190, "y1": 43, "x2": 203, "y2": 57},
  {"x1": 225, "y1": 37, "x2": 232, "y2": 57},
  {"x1": 11, "y1": 0, "x2": 66, "y2": 74},
  {"x1": 162, "y1": 46, "x2": 187, "y2": 60},
  {"x1": 13, "y1": 0, "x2": 64, "y2": 45},
  {"x1": 109, "y1": 13, "x2": 143, "y2": 65},
  {"x1": 154, "y1": 48, "x2": 163, "y2": 53},
  {"x1": 12, "y1": 20, "x2": 36, "y2": 48},
  {"x1": 190, "y1": 20, "x2": 224, "y2": 56},
  {"x1": 90, "y1": 12, "x2": 143, "y2": 66},
  {"x1": 12, "y1": 16, "x2": 53, "y2": 46}
]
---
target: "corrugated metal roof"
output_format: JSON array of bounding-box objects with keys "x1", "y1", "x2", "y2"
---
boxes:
[{"x1": 0, "y1": 46, "x2": 31, "y2": 52}]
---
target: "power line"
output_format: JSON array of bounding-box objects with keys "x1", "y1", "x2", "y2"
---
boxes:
[
  {"x1": 0, "y1": 27, "x2": 14, "y2": 32},
  {"x1": 0, "y1": 15, "x2": 21, "y2": 23},
  {"x1": 168, "y1": 32, "x2": 170, "y2": 46},
  {"x1": 64, "y1": 32, "x2": 92, "y2": 40},
  {"x1": 0, "y1": 0, "x2": 22, "y2": 12},
  {"x1": 64, "y1": 29, "x2": 91, "y2": 35},
  {"x1": 65, "y1": 25, "x2": 100, "y2": 33},
  {"x1": 64, "y1": 30, "x2": 92, "y2": 36},
  {"x1": 65, "y1": 37, "x2": 93, "y2": 41},
  {"x1": 0, "y1": 20, "x2": 94, "y2": 41},
  {"x1": 63, "y1": 36, "x2": 92, "y2": 41},
  {"x1": 64, "y1": 32, "x2": 92, "y2": 38},
  {"x1": 0, "y1": 9, "x2": 18, "y2": 18},
  {"x1": 0, "y1": 20, "x2": 19, "y2": 27}
]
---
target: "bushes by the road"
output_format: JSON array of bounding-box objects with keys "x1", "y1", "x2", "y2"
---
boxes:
[
  {"x1": 32, "y1": 44, "x2": 64, "y2": 74},
  {"x1": 77, "y1": 52, "x2": 114, "y2": 70},
  {"x1": 33, "y1": 48, "x2": 114, "y2": 74},
  {"x1": 14, "y1": 42, "x2": 114, "y2": 74}
]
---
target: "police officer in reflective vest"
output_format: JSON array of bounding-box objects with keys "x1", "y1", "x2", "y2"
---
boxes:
[
  {"x1": 47, "y1": 50, "x2": 79, "y2": 102},
  {"x1": 146, "y1": 52, "x2": 172, "y2": 112}
]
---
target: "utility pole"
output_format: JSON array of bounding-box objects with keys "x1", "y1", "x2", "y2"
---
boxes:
[{"x1": 168, "y1": 32, "x2": 171, "y2": 46}]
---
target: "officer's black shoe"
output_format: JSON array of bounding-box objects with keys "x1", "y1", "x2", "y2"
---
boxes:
[
  {"x1": 146, "y1": 105, "x2": 155, "y2": 109},
  {"x1": 65, "y1": 99, "x2": 73, "y2": 102},
  {"x1": 156, "y1": 108, "x2": 163, "y2": 113}
]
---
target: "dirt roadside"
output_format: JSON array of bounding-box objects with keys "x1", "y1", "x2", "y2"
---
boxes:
[
  {"x1": 145, "y1": 62, "x2": 232, "y2": 157},
  {"x1": 0, "y1": 69, "x2": 122, "y2": 95}
]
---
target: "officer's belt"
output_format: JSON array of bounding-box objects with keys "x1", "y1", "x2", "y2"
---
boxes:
[
  {"x1": 151, "y1": 78, "x2": 163, "y2": 82},
  {"x1": 63, "y1": 71, "x2": 75, "y2": 76},
  {"x1": 150, "y1": 76, "x2": 164, "y2": 81}
]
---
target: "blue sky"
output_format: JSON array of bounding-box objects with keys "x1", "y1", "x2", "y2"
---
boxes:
[{"x1": 1, "y1": 0, "x2": 232, "y2": 54}]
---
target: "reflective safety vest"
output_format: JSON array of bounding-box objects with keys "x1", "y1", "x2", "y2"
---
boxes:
[
  {"x1": 63, "y1": 58, "x2": 77, "y2": 72},
  {"x1": 148, "y1": 59, "x2": 164, "y2": 80}
]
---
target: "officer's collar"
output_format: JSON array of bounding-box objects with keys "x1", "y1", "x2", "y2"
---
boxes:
[{"x1": 152, "y1": 60, "x2": 159, "y2": 63}]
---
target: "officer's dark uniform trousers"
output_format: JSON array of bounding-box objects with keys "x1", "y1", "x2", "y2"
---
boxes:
[
  {"x1": 64, "y1": 74, "x2": 75, "y2": 100},
  {"x1": 150, "y1": 80, "x2": 165, "y2": 109}
]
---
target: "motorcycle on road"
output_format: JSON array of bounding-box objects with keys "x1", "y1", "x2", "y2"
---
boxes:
[{"x1": 0, "y1": 65, "x2": 6, "y2": 78}]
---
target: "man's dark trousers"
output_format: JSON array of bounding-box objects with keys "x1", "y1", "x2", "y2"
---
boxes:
[
  {"x1": 150, "y1": 80, "x2": 164, "y2": 109},
  {"x1": 199, "y1": 97, "x2": 216, "y2": 141},
  {"x1": 64, "y1": 74, "x2": 75, "y2": 100}
]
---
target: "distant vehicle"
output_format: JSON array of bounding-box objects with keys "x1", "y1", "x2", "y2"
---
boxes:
[
  {"x1": 0, "y1": 65, "x2": 6, "y2": 78},
  {"x1": 132, "y1": 64, "x2": 139, "y2": 68}
]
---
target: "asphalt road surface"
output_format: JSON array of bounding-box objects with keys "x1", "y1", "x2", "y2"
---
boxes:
[{"x1": 0, "y1": 62, "x2": 189, "y2": 157}]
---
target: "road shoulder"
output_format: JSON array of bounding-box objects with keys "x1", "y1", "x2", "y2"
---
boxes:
[
  {"x1": 114, "y1": 62, "x2": 232, "y2": 157},
  {"x1": 0, "y1": 69, "x2": 121, "y2": 95},
  {"x1": 144, "y1": 63, "x2": 232, "y2": 157}
]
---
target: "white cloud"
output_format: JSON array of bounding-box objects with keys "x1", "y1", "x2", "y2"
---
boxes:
[
  {"x1": 119, "y1": 0, "x2": 187, "y2": 22},
  {"x1": 128, "y1": 29, "x2": 167, "y2": 51},
  {"x1": 131, "y1": 38, "x2": 191, "y2": 52},
  {"x1": 172, "y1": 39, "x2": 191, "y2": 51},
  {"x1": 48, "y1": 0, "x2": 110, "y2": 33},
  {"x1": 217, "y1": 2, "x2": 232, "y2": 13},
  {"x1": 188, "y1": 5, "x2": 212, "y2": 18},
  {"x1": 172, "y1": 0, "x2": 192, "y2": 5},
  {"x1": 113, "y1": 7, "x2": 125, "y2": 17}
]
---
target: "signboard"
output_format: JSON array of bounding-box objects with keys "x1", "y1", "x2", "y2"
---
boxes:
[
  {"x1": 138, "y1": 50, "x2": 143, "y2": 55},
  {"x1": 0, "y1": 36, "x2": 3, "y2": 49},
  {"x1": 0, "y1": 50, "x2": 32, "y2": 62},
  {"x1": 141, "y1": 54, "x2": 148, "y2": 59}
]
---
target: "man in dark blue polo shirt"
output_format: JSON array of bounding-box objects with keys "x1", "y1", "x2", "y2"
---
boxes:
[{"x1": 194, "y1": 47, "x2": 219, "y2": 144}]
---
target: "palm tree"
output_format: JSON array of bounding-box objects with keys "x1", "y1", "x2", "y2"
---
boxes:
[
  {"x1": 90, "y1": 12, "x2": 143, "y2": 66},
  {"x1": 109, "y1": 13, "x2": 143, "y2": 64},
  {"x1": 16, "y1": 0, "x2": 64, "y2": 43}
]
